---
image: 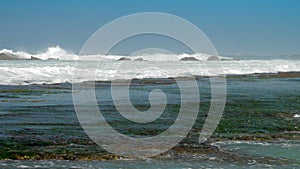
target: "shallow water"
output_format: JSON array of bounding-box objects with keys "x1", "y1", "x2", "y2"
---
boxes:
[
  {"x1": 1, "y1": 158, "x2": 299, "y2": 169},
  {"x1": 0, "y1": 76, "x2": 299, "y2": 168}
]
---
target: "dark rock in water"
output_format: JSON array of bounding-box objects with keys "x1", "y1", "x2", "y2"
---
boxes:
[
  {"x1": 30, "y1": 56, "x2": 41, "y2": 60},
  {"x1": 134, "y1": 58, "x2": 146, "y2": 61},
  {"x1": 0, "y1": 53, "x2": 24, "y2": 60},
  {"x1": 207, "y1": 56, "x2": 220, "y2": 61},
  {"x1": 220, "y1": 58, "x2": 238, "y2": 61},
  {"x1": 180, "y1": 57, "x2": 199, "y2": 61},
  {"x1": 118, "y1": 57, "x2": 131, "y2": 61},
  {"x1": 47, "y1": 58, "x2": 59, "y2": 60}
]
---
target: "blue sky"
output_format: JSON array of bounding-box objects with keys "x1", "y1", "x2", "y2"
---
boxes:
[{"x1": 0, "y1": 0, "x2": 299, "y2": 56}]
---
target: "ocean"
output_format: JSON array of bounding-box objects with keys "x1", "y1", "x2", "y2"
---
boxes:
[{"x1": 0, "y1": 47, "x2": 300, "y2": 168}]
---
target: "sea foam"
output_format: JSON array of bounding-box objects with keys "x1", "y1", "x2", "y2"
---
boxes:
[
  {"x1": 0, "y1": 46, "x2": 230, "y2": 61},
  {"x1": 1, "y1": 46, "x2": 300, "y2": 85}
]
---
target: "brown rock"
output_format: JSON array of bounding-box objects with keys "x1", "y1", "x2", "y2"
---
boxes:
[{"x1": 0, "y1": 53, "x2": 24, "y2": 60}]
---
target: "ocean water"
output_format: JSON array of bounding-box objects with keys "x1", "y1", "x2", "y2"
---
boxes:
[{"x1": 0, "y1": 47, "x2": 300, "y2": 168}]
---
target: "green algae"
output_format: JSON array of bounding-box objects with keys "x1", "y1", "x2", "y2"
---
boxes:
[
  {"x1": 0, "y1": 77, "x2": 300, "y2": 161},
  {"x1": 1, "y1": 99, "x2": 45, "y2": 103},
  {"x1": 0, "y1": 89, "x2": 34, "y2": 93}
]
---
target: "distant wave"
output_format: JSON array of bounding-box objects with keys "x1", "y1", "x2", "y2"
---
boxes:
[
  {"x1": 1, "y1": 46, "x2": 300, "y2": 85},
  {"x1": 0, "y1": 46, "x2": 77, "y2": 60},
  {"x1": 0, "y1": 46, "x2": 232, "y2": 61},
  {"x1": 0, "y1": 59, "x2": 300, "y2": 85}
]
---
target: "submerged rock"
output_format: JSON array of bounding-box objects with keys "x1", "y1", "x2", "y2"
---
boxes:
[
  {"x1": 134, "y1": 58, "x2": 146, "y2": 61},
  {"x1": 47, "y1": 58, "x2": 59, "y2": 60},
  {"x1": 207, "y1": 56, "x2": 220, "y2": 61}
]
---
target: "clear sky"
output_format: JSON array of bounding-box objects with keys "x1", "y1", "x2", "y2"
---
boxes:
[{"x1": 0, "y1": 0, "x2": 299, "y2": 56}]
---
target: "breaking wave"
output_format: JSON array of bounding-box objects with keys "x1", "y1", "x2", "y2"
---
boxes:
[
  {"x1": 0, "y1": 46, "x2": 231, "y2": 61},
  {"x1": 1, "y1": 46, "x2": 300, "y2": 85}
]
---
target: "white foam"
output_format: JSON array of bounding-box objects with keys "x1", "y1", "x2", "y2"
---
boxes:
[
  {"x1": 294, "y1": 114, "x2": 300, "y2": 118},
  {"x1": 1, "y1": 59, "x2": 300, "y2": 85},
  {"x1": 0, "y1": 46, "x2": 230, "y2": 61},
  {"x1": 0, "y1": 46, "x2": 80, "y2": 60},
  {"x1": 1, "y1": 46, "x2": 300, "y2": 85}
]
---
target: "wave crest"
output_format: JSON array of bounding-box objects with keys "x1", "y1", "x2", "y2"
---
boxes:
[{"x1": 0, "y1": 46, "x2": 232, "y2": 61}]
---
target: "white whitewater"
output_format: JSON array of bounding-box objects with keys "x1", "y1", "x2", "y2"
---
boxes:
[
  {"x1": 0, "y1": 46, "x2": 230, "y2": 61},
  {"x1": 1, "y1": 46, "x2": 300, "y2": 85}
]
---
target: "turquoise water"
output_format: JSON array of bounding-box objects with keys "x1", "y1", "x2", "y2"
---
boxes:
[{"x1": 0, "y1": 76, "x2": 299, "y2": 168}]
